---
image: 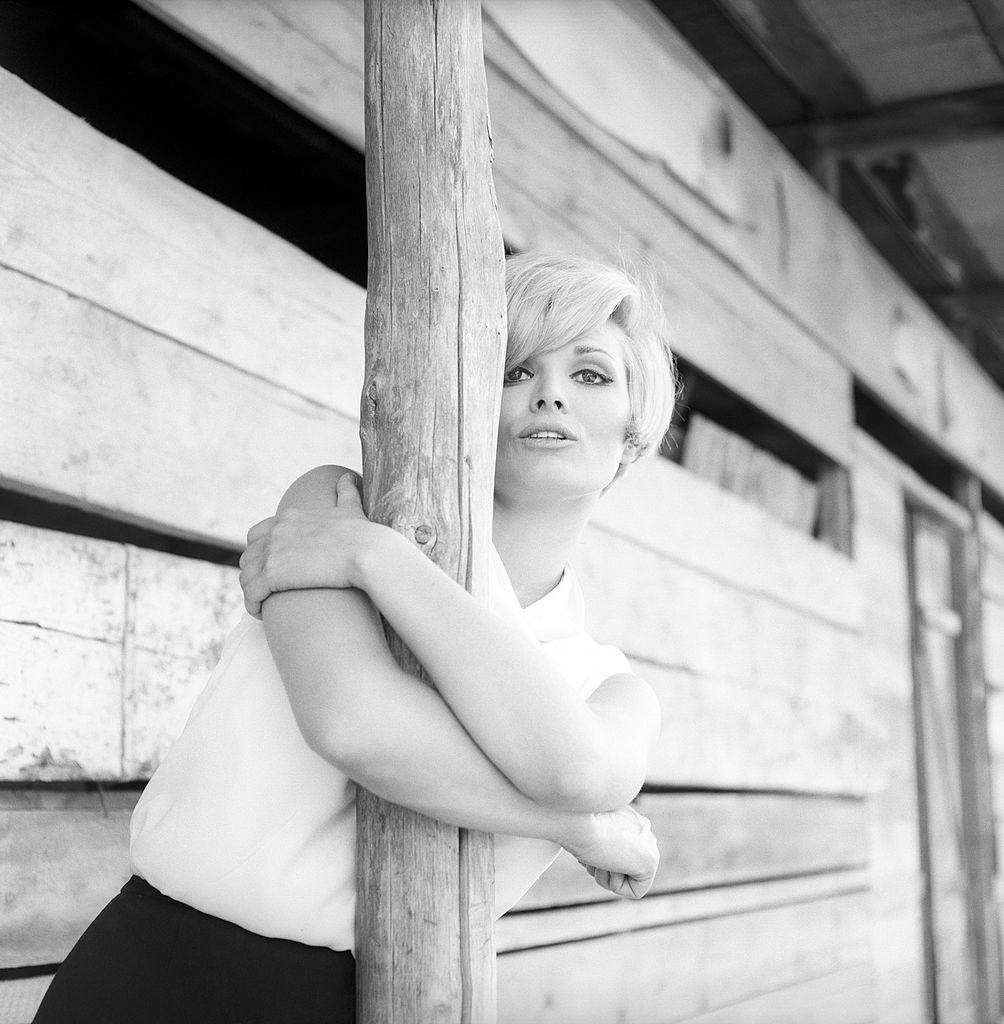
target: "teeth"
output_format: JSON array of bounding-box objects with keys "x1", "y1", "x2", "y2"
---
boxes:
[{"x1": 529, "y1": 431, "x2": 566, "y2": 439}]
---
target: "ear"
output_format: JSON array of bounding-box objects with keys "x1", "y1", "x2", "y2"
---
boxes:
[{"x1": 619, "y1": 426, "x2": 642, "y2": 467}]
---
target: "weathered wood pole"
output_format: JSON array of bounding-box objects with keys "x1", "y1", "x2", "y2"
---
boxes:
[{"x1": 357, "y1": 1, "x2": 506, "y2": 1021}]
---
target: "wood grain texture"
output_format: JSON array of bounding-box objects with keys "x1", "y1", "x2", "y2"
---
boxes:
[
  {"x1": 643, "y1": 663, "x2": 865, "y2": 793},
  {"x1": 593, "y1": 456, "x2": 859, "y2": 630},
  {"x1": 0, "y1": 623, "x2": 123, "y2": 781},
  {"x1": 681, "y1": 963, "x2": 873, "y2": 1024},
  {"x1": 0, "y1": 267, "x2": 359, "y2": 546},
  {"x1": 355, "y1": 1, "x2": 505, "y2": 1020},
  {"x1": 0, "y1": 974, "x2": 55, "y2": 1024},
  {"x1": 0, "y1": 789, "x2": 138, "y2": 968},
  {"x1": 122, "y1": 546, "x2": 243, "y2": 777},
  {"x1": 511, "y1": 792, "x2": 867, "y2": 914},
  {"x1": 498, "y1": 868, "x2": 869, "y2": 953},
  {"x1": 497, "y1": 890, "x2": 869, "y2": 1024},
  {"x1": 572, "y1": 527, "x2": 863, "y2": 708},
  {"x1": 0, "y1": 521, "x2": 241, "y2": 781},
  {"x1": 0, "y1": 67, "x2": 365, "y2": 416}
]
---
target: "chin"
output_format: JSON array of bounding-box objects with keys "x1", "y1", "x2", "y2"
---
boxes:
[{"x1": 498, "y1": 461, "x2": 616, "y2": 505}]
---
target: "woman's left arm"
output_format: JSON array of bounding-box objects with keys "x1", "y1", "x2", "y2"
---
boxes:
[
  {"x1": 359, "y1": 526, "x2": 660, "y2": 810},
  {"x1": 243, "y1": 476, "x2": 661, "y2": 811}
]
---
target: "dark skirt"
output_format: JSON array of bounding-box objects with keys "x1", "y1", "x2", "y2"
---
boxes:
[{"x1": 33, "y1": 876, "x2": 355, "y2": 1024}]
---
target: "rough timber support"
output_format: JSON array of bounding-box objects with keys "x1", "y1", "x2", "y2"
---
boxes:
[{"x1": 356, "y1": 1, "x2": 506, "y2": 1020}]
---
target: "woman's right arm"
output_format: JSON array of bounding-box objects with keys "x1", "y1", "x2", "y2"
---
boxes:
[{"x1": 259, "y1": 469, "x2": 658, "y2": 895}]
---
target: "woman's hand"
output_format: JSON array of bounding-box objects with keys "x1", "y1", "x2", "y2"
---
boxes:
[
  {"x1": 562, "y1": 805, "x2": 659, "y2": 899},
  {"x1": 240, "y1": 472, "x2": 382, "y2": 618}
]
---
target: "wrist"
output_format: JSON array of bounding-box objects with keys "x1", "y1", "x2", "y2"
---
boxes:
[
  {"x1": 352, "y1": 521, "x2": 410, "y2": 591},
  {"x1": 553, "y1": 810, "x2": 598, "y2": 854}
]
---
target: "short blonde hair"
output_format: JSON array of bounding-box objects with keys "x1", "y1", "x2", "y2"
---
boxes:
[{"x1": 504, "y1": 252, "x2": 680, "y2": 458}]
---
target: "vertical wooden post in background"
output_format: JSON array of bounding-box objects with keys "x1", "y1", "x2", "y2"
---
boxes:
[{"x1": 357, "y1": 1, "x2": 506, "y2": 1021}]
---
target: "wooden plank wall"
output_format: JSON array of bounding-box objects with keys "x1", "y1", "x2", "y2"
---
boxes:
[
  {"x1": 0, "y1": 64, "x2": 364, "y2": 1020},
  {"x1": 0, "y1": 67, "x2": 366, "y2": 545},
  {"x1": 4, "y1": 1, "x2": 1004, "y2": 1021},
  {"x1": 134, "y1": 0, "x2": 1004, "y2": 497}
]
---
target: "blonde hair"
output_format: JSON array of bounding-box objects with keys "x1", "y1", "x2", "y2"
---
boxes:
[{"x1": 504, "y1": 252, "x2": 680, "y2": 458}]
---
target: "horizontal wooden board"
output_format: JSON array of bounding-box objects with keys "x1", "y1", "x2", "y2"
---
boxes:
[
  {"x1": 0, "y1": 268, "x2": 359, "y2": 546},
  {"x1": 497, "y1": 889, "x2": 868, "y2": 1024},
  {"x1": 123, "y1": 546, "x2": 243, "y2": 776},
  {"x1": 683, "y1": 963, "x2": 873, "y2": 1024},
  {"x1": 0, "y1": 623, "x2": 123, "y2": 780},
  {"x1": 594, "y1": 456, "x2": 859, "y2": 630},
  {"x1": 0, "y1": 68, "x2": 365, "y2": 415},
  {"x1": 0, "y1": 522, "x2": 126, "y2": 641},
  {"x1": 572, "y1": 527, "x2": 862, "y2": 709},
  {"x1": 0, "y1": 521, "x2": 241, "y2": 782},
  {"x1": 514, "y1": 792, "x2": 867, "y2": 913},
  {"x1": 643, "y1": 663, "x2": 865, "y2": 794},
  {"x1": 0, "y1": 789, "x2": 138, "y2": 968},
  {"x1": 499, "y1": 868, "x2": 868, "y2": 953},
  {"x1": 136, "y1": 0, "x2": 365, "y2": 150},
  {"x1": 0, "y1": 975, "x2": 54, "y2": 1024}
]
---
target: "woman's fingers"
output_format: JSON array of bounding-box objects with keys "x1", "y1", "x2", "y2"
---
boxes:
[{"x1": 335, "y1": 470, "x2": 364, "y2": 509}]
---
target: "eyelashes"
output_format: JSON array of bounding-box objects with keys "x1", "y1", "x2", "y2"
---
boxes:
[{"x1": 502, "y1": 366, "x2": 614, "y2": 386}]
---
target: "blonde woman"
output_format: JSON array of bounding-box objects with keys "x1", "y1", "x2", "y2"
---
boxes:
[{"x1": 35, "y1": 253, "x2": 679, "y2": 1024}]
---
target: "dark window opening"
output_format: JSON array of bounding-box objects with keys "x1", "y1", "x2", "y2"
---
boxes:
[
  {"x1": 0, "y1": 489, "x2": 239, "y2": 568},
  {"x1": 0, "y1": 0, "x2": 368, "y2": 286},
  {"x1": 663, "y1": 360, "x2": 847, "y2": 547}
]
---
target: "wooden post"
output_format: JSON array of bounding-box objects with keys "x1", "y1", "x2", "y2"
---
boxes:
[
  {"x1": 952, "y1": 473, "x2": 1003, "y2": 1024},
  {"x1": 356, "y1": 1, "x2": 506, "y2": 1022}
]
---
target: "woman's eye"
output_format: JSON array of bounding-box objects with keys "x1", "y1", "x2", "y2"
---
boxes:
[
  {"x1": 503, "y1": 366, "x2": 531, "y2": 385},
  {"x1": 574, "y1": 368, "x2": 612, "y2": 385}
]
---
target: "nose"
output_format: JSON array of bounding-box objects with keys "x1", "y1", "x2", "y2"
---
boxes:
[{"x1": 530, "y1": 369, "x2": 566, "y2": 412}]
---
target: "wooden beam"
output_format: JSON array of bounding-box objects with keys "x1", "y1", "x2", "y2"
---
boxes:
[
  {"x1": 965, "y1": 0, "x2": 1004, "y2": 68},
  {"x1": 356, "y1": 1, "x2": 506, "y2": 1021},
  {"x1": 778, "y1": 83, "x2": 1004, "y2": 157},
  {"x1": 707, "y1": 0, "x2": 870, "y2": 118},
  {"x1": 951, "y1": 473, "x2": 1004, "y2": 1024}
]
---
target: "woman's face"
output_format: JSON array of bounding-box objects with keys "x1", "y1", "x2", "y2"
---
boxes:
[{"x1": 494, "y1": 320, "x2": 636, "y2": 505}]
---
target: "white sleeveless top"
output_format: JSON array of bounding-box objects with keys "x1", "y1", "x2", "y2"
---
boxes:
[{"x1": 130, "y1": 547, "x2": 630, "y2": 951}]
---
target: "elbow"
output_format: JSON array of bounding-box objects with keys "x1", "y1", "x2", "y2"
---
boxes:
[
  {"x1": 531, "y1": 758, "x2": 645, "y2": 813},
  {"x1": 290, "y1": 699, "x2": 372, "y2": 776}
]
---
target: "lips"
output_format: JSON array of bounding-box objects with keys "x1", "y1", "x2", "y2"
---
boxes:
[{"x1": 518, "y1": 423, "x2": 577, "y2": 441}]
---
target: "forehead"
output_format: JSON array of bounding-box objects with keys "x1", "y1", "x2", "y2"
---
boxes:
[{"x1": 511, "y1": 319, "x2": 629, "y2": 367}]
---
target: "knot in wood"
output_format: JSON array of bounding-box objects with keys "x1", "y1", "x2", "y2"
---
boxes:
[
  {"x1": 365, "y1": 380, "x2": 379, "y2": 407},
  {"x1": 413, "y1": 524, "x2": 435, "y2": 546}
]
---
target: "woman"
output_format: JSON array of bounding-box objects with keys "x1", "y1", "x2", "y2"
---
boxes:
[{"x1": 34, "y1": 252, "x2": 679, "y2": 1024}]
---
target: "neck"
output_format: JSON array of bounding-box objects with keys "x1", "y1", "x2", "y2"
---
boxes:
[{"x1": 491, "y1": 492, "x2": 598, "y2": 607}]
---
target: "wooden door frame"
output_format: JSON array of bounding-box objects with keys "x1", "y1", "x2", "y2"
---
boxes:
[{"x1": 905, "y1": 482, "x2": 1000, "y2": 1024}]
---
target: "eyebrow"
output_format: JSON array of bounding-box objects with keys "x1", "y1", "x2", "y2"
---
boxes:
[{"x1": 573, "y1": 344, "x2": 615, "y2": 359}]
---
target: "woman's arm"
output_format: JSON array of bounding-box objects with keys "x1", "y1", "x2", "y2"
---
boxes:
[
  {"x1": 243, "y1": 466, "x2": 660, "y2": 811},
  {"x1": 255, "y1": 469, "x2": 659, "y2": 896}
]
